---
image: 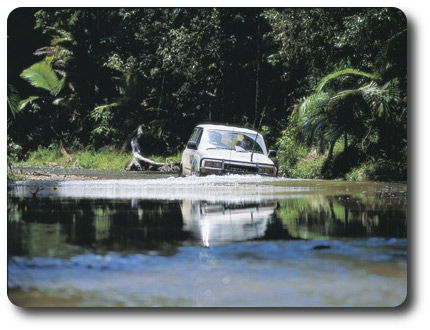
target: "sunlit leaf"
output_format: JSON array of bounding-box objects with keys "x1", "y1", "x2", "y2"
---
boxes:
[
  {"x1": 18, "y1": 96, "x2": 40, "y2": 111},
  {"x1": 20, "y1": 61, "x2": 64, "y2": 96}
]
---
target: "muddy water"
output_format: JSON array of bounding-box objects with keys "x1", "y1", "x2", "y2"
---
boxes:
[{"x1": 7, "y1": 174, "x2": 407, "y2": 307}]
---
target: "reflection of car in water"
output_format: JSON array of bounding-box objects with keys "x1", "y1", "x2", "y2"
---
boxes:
[
  {"x1": 181, "y1": 200, "x2": 277, "y2": 247},
  {"x1": 180, "y1": 124, "x2": 277, "y2": 176}
]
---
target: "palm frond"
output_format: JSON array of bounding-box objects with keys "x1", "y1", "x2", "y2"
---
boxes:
[
  {"x1": 329, "y1": 86, "x2": 362, "y2": 102},
  {"x1": 18, "y1": 96, "x2": 40, "y2": 111},
  {"x1": 297, "y1": 92, "x2": 330, "y2": 119},
  {"x1": 7, "y1": 84, "x2": 21, "y2": 118},
  {"x1": 296, "y1": 68, "x2": 399, "y2": 149},
  {"x1": 307, "y1": 117, "x2": 329, "y2": 139},
  {"x1": 382, "y1": 78, "x2": 401, "y2": 99},
  {"x1": 315, "y1": 68, "x2": 378, "y2": 93},
  {"x1": 324, "y1": 125, "x2": 345, "y2": 144},
  {"x1": 20, "y1": 61, "x2": 65, "y2": 96},
  {"x1": 358, "y1": 80, "x2": 400, "y2": 118}
]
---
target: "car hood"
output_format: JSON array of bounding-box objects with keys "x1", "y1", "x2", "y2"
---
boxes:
[{"x1": 200, "y1": 149, "x2": 274, "y2": 166}]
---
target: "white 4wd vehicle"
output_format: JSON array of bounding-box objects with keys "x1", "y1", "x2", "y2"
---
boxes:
[{"x1": 180, "y1": 124, "x2": 277, "y2": 176}]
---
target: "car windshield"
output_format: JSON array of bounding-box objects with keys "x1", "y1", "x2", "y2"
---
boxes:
[{"x1": 200, "y1": 129, "x2": 266, "y2": 154}]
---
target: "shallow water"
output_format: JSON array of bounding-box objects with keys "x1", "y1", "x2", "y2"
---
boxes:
[{"x1": 7, "y1": 174, "x2": 407, "y2": 307}]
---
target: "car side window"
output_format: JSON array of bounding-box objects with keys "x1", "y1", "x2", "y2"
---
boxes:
[
  {"x1": 188, "y1": 127, "x2": 203, "y2": 146},
  {"x1": 195, "y1": 128, "x2": 203, "y2": 146},
  {"x1": 188, "y1": 128, "x2": 198, "y2": 142}
]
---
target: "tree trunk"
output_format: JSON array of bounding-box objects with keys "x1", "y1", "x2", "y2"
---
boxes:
[
  {"x1": 59, "y1": 140, "x2": 72, "y2": 162},
  {"x1": 253, "y1": 18, "x2": 261, "y2": 129},
  {"x1": 132, "y1": 152, "x2": 165, "y2": 168},
  {"x1": 328, "y1": 141, "x2": 335, "y2": 160},
  {"x1": 50, "y1": 125, "x2": 72, "y2": 162},
  {"x1": 344, "y1": 130, "x2": 348, "y2": 151},
  {"x1": 119, "y1": 127, "x2": 139, "y2": 154},
  {"x1": 125, "y1": 126, "x2": 179, "y2": 172},
  {"x1": 125, "y1": 152, "x2": 179, "y2": 172},
  {"x1": 157, "y1": 74, "x2": 165, "y2": 119}
]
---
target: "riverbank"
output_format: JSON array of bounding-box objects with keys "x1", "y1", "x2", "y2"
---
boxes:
[
  {"x1": 7, "y1": 166, "x2": 176, "y2": 181},
  {"x1": 7, "y1": 169, "x2": 97, "y2": 181},
  {"x1": 8, "y1": 146, "x2": 182, "y2": 180},
  {"x1": 8, "y1": 144, "x2": 407, "y2": 182}
]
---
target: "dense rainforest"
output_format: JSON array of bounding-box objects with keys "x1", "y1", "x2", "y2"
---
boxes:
[{"x1": 7, "y1": 8, "x2": 407, "y2": 180}]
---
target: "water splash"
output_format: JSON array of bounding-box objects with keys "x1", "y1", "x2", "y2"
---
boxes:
[{"x1": 9, "y1": 175, "x2": 312, "y2": 201}]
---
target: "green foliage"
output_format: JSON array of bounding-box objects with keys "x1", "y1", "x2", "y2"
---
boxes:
[
  {"x1": 20, "y1": 61, "x2": 65, "y2": 96},
  {"x1": 295, "y1": 68, "x2": 400, "y2": 147},
  {"x1": 7, "y1": 137, "x2": 23, "y2": 165},
  {"x1": 292, "y1": 154, "x2": 326, "y2": 179},
  {"x1": 72, "y1": 147, "x2": 132, "y2": 170},
  {"x1": 288, "y1": 66, "x2": 402, "y2": 180},
  {"x1": 15, "y1": 145, "x2": 181, "y2": 171},
  {"x1": 19, "y1": 145, "x2": 131, "y2": 170},
  {"x1": 18, "y1": 96, "x2": 40, "y2": 111},
  {"x1": 25, "y1": 144, "x2": 65, "y2": 165},
  {"x1": 7, "y1": 84, "x2": 21, "y2": 118},
  {"x1": 90, "y1": 103, "x2": 119, "y2": 137},
  {"x1": 276, "y1": 122, "x2": 325, "y2": 179},
  {"x1": 7, "y1": 8, "x2": 406, "y2": 180},
  {"x1": 148, "y1": 152, "x2": 182, "y2": 164},
  {"x1": 345, "y1": 158, "x2": 407, "y2": 182},
  {"x1": 314, "y1": 68, "x2": 378, "y2": 93}
]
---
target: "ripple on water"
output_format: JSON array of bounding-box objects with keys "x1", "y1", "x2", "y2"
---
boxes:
[{"x1": 8, "y1": 238, "x2": 407, "y2": 307}]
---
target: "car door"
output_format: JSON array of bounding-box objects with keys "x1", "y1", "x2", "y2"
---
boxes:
[{"x1": 182, "y1": 127, "x2": 203, "y2": 175}]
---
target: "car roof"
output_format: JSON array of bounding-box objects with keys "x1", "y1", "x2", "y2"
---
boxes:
[{"x1": 196, "y1": 124, "x2": 261, "y2": 135}]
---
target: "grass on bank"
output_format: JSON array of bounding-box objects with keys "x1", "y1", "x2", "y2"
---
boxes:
[{"x1": 13, "y1": 145, "x2": 182, "y2": 171}]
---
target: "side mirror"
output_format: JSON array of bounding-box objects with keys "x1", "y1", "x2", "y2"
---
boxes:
[
  {"x1": 187, "y1": 141, "x2": 198, "y2": 150},
  {"x1": 268, "y1": 149, "x2": 277, "y2": 158}
]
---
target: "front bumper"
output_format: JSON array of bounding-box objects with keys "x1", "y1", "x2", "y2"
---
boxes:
[{"x1": 200, "y1": 159, "x2": 277, "y2": 176}]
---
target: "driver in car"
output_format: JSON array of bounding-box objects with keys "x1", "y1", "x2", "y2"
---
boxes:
[{"x1": 235, "y1": 135, "x2": 252, "y2": 151}]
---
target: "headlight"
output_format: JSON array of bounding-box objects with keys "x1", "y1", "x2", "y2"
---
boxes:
[
  {"x1": 204, "y1": 160, "x2": 222, "y2": 168},
  {"x1": 259, "y1": 166, "x2": 276, "y2": 175}
]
